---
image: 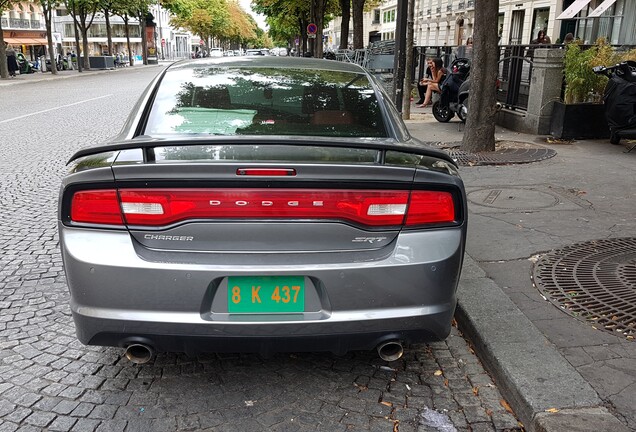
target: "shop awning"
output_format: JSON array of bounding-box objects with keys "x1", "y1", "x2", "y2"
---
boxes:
[
  {"x1": 4, "y1": 37, "x2": 48, "y2": 45},
  {"x1": 588, "y1": 0, "x2": 618, "y2": 17},
  {"x1": 557, "y1": 0, "x2": 592, "y2": 19}
]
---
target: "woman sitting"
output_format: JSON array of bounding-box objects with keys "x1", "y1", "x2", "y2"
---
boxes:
[{"x1": 417, "y1": 58, "x2": 445, "y2": 108}]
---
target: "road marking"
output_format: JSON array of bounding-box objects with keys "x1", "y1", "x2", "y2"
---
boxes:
[{"x1": 0, "y1": 94, "x2": 113, "y2": 124}]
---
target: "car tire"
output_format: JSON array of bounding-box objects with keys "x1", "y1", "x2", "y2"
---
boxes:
[{"x1": 432, "y1": 101, "x2": 454, "y2": 123}]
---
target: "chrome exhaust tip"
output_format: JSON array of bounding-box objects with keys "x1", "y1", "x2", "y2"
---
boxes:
[
  {"x1": 377, "y1": 340, "x2": 404, "y2": 362},
  {"x1": 124, "y1": 344, "x2": 154, "y2": 364}
]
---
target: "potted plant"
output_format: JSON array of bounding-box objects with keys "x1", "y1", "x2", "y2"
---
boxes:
[{"x1": 550, "y1": 38, "x2": 616, "y2": 139}]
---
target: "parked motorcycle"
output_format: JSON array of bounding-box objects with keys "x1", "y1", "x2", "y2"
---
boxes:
[
  {"x1": 432, "y1": 58, "x2": 471, "y2": 123},
  {"x1": 593, "y1": 60, "x2": 636, "y2": 146}
]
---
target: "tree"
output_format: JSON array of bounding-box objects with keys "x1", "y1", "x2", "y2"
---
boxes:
[
  {"x1": 40, "y1": 0, "x2": 60, "y2": 75},
  {"x1": 112, "y1": 0, "x2": 135, "y2": 66},
  {"x1": 461, "y1": 0, "x2": 499, "y2": 153},
  {"x1": 167, "y1": 0, "x2": 230, "y2": 51},
  {"x1": 100, "y1": 0, "x2": 116, "y2": 55},
  {"x1": 225, "y1": 1, "x2": 256, "y2": 46},
  {"x1": 351, "y1": 0, "x2": 364, "y2": 49},
  {"x1": 349, "y1": 0, "x2": 380, "y2": 49},
  {"x1": 338, "y1": 0, "x2": 349, "y2": 49},
  {"x1": 0, "y1": 0, "x2": 19, "y2": 79},
  {"x1": 65, "y1": 0, "x2": 99, "y2": 70},
  {"x1": 253, "y1": 0, "x2": 309, "y2": 53}
]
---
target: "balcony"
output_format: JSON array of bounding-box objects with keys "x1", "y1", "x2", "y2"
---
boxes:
[{"x1": 1, "y1": 17, "x2": 44, "y2": 29}]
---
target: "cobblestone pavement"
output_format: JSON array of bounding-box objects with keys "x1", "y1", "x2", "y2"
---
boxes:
[{"x1": 0, "y1": 68, "x2": 520, "y2": 432}]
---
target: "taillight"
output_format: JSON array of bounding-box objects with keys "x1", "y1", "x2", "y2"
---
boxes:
[
  {"x1": 69, "y1": 188, "x2": 456, "y2": 228},
  {"x1": 405, "y1": 191, "x2": 455, "y2": 226},
  {"x1": 70, "y1": 190, "x2": 124, "y2": 225}
]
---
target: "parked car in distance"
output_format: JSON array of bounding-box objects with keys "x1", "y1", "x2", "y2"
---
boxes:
[
  {"x1": 270, "y1": 47, "x2": 288, "y2": 56},
  {"x1": 245, "y1": 48, "x2": 265, "y2": 56},
  {"x1": 59, "y1": 57, "x2": 467, "y2": 364},
  {"x1": 209, "y1": 47, "x2": 223, "y2": 57}
]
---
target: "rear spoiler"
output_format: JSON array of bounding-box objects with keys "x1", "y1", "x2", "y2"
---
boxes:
[{"x1": 68, "y1": 136, "x2": 458, "y2": 167}]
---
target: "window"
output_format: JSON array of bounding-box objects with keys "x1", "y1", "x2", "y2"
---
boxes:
[
  {"x1": 373, "y1": 9, "x2": 380, "y2": 24},
  {"x1": 145, "y1": 66, "x2": 387, "y2": 138}
]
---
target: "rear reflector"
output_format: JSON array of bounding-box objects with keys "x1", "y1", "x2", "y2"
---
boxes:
[{"x1": 69, "y1": 188, "x2": 456, "y2": 227}]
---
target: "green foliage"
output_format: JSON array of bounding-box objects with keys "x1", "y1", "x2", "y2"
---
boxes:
[
  {"x1": 164, "y1": 0, "x2": 257, "y2": 44},
  {"x1": 564, "y1": 38, "x2": 618, "y2": 104}
]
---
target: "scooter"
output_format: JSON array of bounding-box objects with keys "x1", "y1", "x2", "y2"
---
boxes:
[
  {"x1": 593, "y1": 60, "x2": 636, "y2": 148},
  {"x1": 432, "y1": 58, "x2": 471, "y2": 123}
]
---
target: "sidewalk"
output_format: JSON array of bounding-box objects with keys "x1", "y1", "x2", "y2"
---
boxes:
[
  {"x1": 0, "y1": 61, "x2": 170, "y2": 87},
  {"x1": 406, "y1": 109, "x2": 636, "y2": 431}
]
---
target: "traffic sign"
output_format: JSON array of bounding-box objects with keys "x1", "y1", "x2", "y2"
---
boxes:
[{"x1": 307, "y1": 23, "x2": 317, "y2": 35}]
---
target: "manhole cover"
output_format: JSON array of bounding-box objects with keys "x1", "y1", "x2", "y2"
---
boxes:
[
  {"x1": 533, "y1": 238, "x2": 636, "y2": 340},
  {"x1": 468, "y1": 188, "x2": 559, "y2": 210}
]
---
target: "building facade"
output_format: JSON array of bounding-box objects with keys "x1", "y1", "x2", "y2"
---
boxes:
[
  {"x1": 324, "y1": 0, "x2": 635, "y2": 50},
  {"x1": 149, "y1": 4, "x2": 192, "y2": 60},
  {"x1": 1, "y1": 1, "x2": 47, "y2": 61}
]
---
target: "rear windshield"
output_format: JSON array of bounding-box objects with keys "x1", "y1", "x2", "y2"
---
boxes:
[{"x1": 144, "y1": 66, "x2": 387, "y2": 138}]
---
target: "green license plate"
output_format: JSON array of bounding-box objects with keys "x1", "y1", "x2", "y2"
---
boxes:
[{"x1": 227, "y1": 276, "x2": 305, "y2": 313}]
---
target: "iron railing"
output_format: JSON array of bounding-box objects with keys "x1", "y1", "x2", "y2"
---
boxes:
[
  {"x1": 413, "y1": 44, "x2": 534, "y2": 111},
  {"x1": 1, "y1": 18, "x2": 44, "y2": 29}
]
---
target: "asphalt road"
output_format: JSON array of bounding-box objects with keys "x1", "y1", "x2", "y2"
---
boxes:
[{"x1": 0, "y1": 67, "x2": 519, "y2": 432}]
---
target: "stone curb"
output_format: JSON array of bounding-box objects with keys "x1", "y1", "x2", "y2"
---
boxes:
[
  {"x1": 455, "y1": 255, "x2": 629, "y2": 432},
  {"x1": 0, "y1": 63, "x2": 165, "y2": 87}
]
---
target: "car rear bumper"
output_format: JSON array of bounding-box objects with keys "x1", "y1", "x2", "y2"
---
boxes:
[{"x1": 60, "y1": 225, "x2": 464, "y2": 353}]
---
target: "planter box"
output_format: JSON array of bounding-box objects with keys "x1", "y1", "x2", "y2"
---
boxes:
[
  {"x1": 79, "y1": 56, "x2": 115, "y2": 69},
  {"x1": 550, "y1": 101, "x2": 609, "y2": 139}
]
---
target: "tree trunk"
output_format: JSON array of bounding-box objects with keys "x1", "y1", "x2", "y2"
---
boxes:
[
  {"x1": 81, "y1": 27, "x2": 90, "y2": 70},
  {"x1": 73, "y1": 22, "x2": 83, "y2": 72},
  {"x1": 105, "y1": 10, "x2": 113, "y2": 56},
  {"x1": 0, "y1": 21, "x2": 8, "y2": 79},
  {"x1": 339, "y1": 0, "x2": 350, "y2": 50},
  {"x1": 402, "y1": 0, "x2": 414, "y2": 118},
  {"x1": 140, "y1": 16, "x2": 147, "y2": 65},
  {"x1": 45, "y1": 9, "x2": 58, "y2": 75},
  {"x1": 461, "y1": 0, "x2": 499, "y2": 153},
  {"x1": 298, "y1": 18, "x2": 307, "y2": 56},
  {"x1": 125, "y1": 18, "x2": 133, "y2": 66},
  {"x1": 312, "y1": 0, "x2": 327, "y2": 58},
  {"x1": 352, "y1": 0, "x2": 365, "y2": 49}
]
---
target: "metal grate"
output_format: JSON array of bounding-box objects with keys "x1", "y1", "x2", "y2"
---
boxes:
[
  {"x1": 533, "y1": 238, "x2": 636, "y2": 340},
  {"x1": 445, "y1": 147, "x2": 556, "y2": 166}
]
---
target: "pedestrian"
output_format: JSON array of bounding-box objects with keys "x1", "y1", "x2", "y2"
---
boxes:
[
  {"x1": 532, "y1": 30, "x2": 551, "y2": 45},
  {"x1": 6, "y1": 44, "x2": 19, "y2": 77},
  {"x1": 563, "y1": 33, "x2": 575, "y2": 44},
  {"x1": 418, "y1": 58, "x2": 446, "y2": 108},
  {"x1": 416, "y1": 59, "x2": 433, "y2": 105}
]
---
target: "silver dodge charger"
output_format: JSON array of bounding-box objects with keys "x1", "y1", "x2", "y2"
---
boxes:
[{"x1": 59, "y1": 57, "x2": 466, "y2": 363}]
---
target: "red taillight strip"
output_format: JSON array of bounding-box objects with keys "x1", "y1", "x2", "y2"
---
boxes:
[
  {"x1": 69, "y1": 188, "x2": 456, "y2": 228},
  {"x1": 118, "y1": 189, "x2": 410, "y2": 226}
]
